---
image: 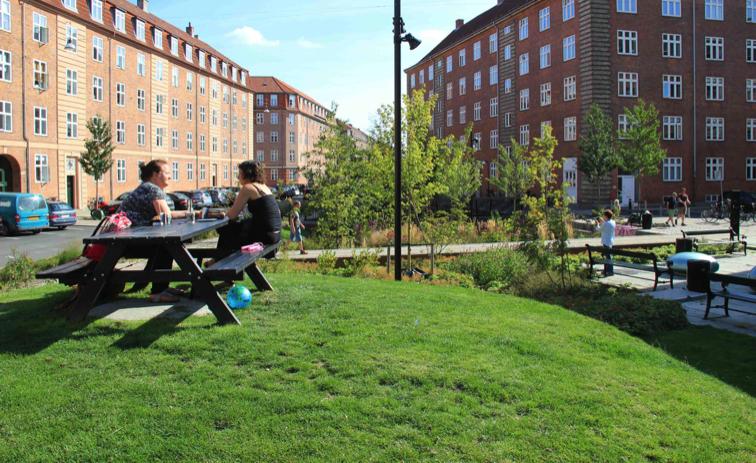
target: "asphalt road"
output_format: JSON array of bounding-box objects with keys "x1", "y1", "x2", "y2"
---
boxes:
[{"x1": 0, "y1": 224, "x2": 95, "y2": 268}]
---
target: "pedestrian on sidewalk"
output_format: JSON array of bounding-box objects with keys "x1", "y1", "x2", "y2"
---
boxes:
[
  {"x1": 677, "y1": 187, "x2": 690, "y2": 226},
  {"x1": 665, "y1": 192, "x2": 678, "y2": 227},
  {"x1": 289, "y1": 200, "x2": 307, "y2": 255},
  {"x1": 596, "y1": 209, "x2": 616, "y2": 276}
]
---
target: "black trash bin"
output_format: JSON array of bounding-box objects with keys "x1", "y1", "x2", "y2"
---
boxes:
[
  {"x1": 676, "y1": 238, "x2": 694, "y2": 253},
  {"x1": 687, "y1": 260, "x2": 711, "y2": 293},
  {"x1": 642, "y1": 210, "x2": 653, "y2": 230}
]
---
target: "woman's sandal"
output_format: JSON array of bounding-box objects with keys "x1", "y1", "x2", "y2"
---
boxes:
[{"x1": 149, "y1": 291, "x2": 180, "y2": 303}]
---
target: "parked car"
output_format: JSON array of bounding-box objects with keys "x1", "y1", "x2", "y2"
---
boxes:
[
  {"x1": 47, "y1": 201, "x2": 77, "y2": 229},
  {"x1": 103, "y1": 191, "x2": 176, "y2": 216},
  {"x1": 177, "y1": 190, "x2": 213, "y2": 209},
  {"x1": 166, "y1": 192, "x2": 191, "y2": 211},
  {"x1": 0, "y1": 193, "x2": 49, "y2": 235},
  {"x1": 278, "y1": 185, "x2": 301, "y2": 199},
  {"x1": 204, "y1": 188, "x2": 233, "y2": 207}
]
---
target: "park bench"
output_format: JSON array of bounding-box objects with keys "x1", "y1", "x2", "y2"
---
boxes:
[
  {"x1": 36, "y1": 256, "x2": 95, "y2": 286},
  {"x1": 703, "y1": 272, "x2": 756, "y2": 319},
  {"x1": 190, "y1": 242, "x2": 280, "y2": 291},
  {"x1": 681, "y1": 228, "x2": 747, "y2": 255},
  {"x1": 585, "y1": 244, "x2": 673, "y2": 291}
]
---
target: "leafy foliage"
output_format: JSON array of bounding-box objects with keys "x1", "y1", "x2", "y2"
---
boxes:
[
  {"x1": 80, "y1": 117, "x2": 115, "y2": 204},
  {"x1": 442, "y1": 247, "x2": 530, "y2": 291},
  {"x1": 578, "y1": 104, "x2": 617, "y2": 202},
  {"x1": 616, "y1": 100, "x2": 667, "y2": 200},
  {"x1": 490, "y1": 139, "x2": 532, "y2": 211}
]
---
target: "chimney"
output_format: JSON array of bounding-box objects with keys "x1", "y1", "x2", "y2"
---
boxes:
[
  {"x1": 137, "y1": 0, "x2": 149, "y2": 13},
  {"x1": 455, "y1": 19, "x2": 464, "y2": 30},
  {"x1": 186, "y1": 22, "x2": 194, "y2": 36},
  {"x1": 497, "y1": 0, "x2": 505, "y2": 4}
]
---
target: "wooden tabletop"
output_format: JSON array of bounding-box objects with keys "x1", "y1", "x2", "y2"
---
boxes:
[{"x1": 84, "y1": 218, "x2": 229, "y2": 244}]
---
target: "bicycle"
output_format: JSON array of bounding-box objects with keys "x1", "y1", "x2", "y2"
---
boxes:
[
  {"x1": 87, "y1": 197, "x2": 106, "y2": 220},
  {"x1": 701, "y1": 200, "x2": 730, "y2": 223}
]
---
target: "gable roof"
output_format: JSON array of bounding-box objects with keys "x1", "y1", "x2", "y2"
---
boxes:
[{"x1": 249, "y1": 76, "x2": 324, "y2": 108}]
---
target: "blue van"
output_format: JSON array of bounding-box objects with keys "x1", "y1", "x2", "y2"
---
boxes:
[{"x1": 0, "y1": 193, "x2": 49, "y2": 234}]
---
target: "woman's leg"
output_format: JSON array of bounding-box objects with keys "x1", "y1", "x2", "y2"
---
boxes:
[
  {"x1": 150, "y1": 248, "x2": 173, "y2": 295},
  {"x1": 215, "y1": 221, "x2": 244, "y2": 260}
]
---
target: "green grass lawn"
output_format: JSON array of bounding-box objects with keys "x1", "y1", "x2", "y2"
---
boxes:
[{"x1": 0, "y1": 274, "x2": 754, "y2": 462}]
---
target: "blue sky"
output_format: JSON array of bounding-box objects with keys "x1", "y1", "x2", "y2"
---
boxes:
[{"x1": 148, "y1": 0, "x2": 495, "y2": 131}]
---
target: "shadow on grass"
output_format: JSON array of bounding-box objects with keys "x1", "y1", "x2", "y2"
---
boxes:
[{"x1": 646, "y1": 327, "x2": 756, "y2": 397}]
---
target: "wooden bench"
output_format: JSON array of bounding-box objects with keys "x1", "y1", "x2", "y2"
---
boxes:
[
  {"x1": 202, "y1": 242, "x2": 280, "y2": 291},
  {"x1": 682, "y1": 228, "x2": 747, "y2": 255},
  {"x1": 36, "y1": 256, "x2": 95, "y2": 286},
  {"x1": 704, "y1": 272, "x2": 756, "y2": 319},
  {"x1": 586, "y1": 245, "x2": 673, "y2": 291}
]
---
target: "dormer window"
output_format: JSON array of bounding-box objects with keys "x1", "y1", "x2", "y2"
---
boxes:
[
  {"x1": 91, "y1": 0, "x2": 103, "y2": 22},
  {"x1": 210, "y1": 56, "x2": 218, "y2": 73},
  {"x1": 153, "y1": 28, "x2": 162, "y2": 49},
  {"x1": 221, "y1": 62, "x2": 228, "y2": 78},
  {"x1": 65, "y1": 24, "x2": 78, "y2": 52},
  {"x1": 184, "y1": 43, "x2": 192, "y2": 62},
  {"x1": 240, "y1": 71, "x2": 246, "y2": 85},
  {"x1": 62, "y1": 0, "x2": 76, "y2": 11},
  {"x1": 135, "y1": 19, "x2": 145, "y2": 41},
  {"x1": 232, "y1": 67, "x2": 238, "y2": 82},
  {"x1": 170, "y1": 36, "x2": 178, "y2": 56},
  {"x1": 198, "y1": 50, "x2": 206, "y2": 68},
  {"x1": 114, "y1": 9, "x2": 125, "y2": 33}
]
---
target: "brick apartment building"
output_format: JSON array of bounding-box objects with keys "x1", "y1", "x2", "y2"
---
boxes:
[
  {"x1": 0, "y1": 0, "x2": 254, "y2": 207},
  {"x1": 406, "y1": 0, "x2": 756, "y2": 206},
  {"x1": 250, "y1": 76, "x2": 331, "y2": 186}
]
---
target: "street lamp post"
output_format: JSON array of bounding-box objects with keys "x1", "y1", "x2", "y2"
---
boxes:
[{"x1": 393, "y1": 0, "x2": 420, "y2": 281}]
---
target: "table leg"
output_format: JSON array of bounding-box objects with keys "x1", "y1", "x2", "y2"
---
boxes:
[
  {"x1": 246, "y1": 262, "x2": 273, "y2": 291},
  {"x1": 68, "y1": 242, "x2": 126, "y2": 323},
  {"x1": 164, "y1": 241, "x2": 240, "y2": 325}
]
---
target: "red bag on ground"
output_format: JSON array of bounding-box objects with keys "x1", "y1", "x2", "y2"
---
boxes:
[{"x1": 83, "y1": 212, "x2": 132, "y2": 261}]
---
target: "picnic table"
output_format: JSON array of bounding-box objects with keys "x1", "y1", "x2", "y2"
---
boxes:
[{"x1": 61, "y1": 218, "x2": 274, "y2": 325}]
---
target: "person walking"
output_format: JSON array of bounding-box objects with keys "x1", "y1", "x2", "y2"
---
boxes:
[
  {"x1": 289, "y1": 200, "x2": 307, "y2": 255},
  {"x1": 596, "y1": 209, "x2": 616, "y2": 276},
  {"x1": 665, "y1": 192, "x2": 678, "y2": 227},
  {"x1": 677, "y1": 187, "x2": 690, "y2": 226}
]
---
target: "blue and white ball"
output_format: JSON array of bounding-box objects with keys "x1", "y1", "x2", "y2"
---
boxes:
[{"x1": 226, "y1": 284, "x2": 252, "y2": 310}]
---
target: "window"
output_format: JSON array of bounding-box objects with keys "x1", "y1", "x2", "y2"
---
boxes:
[
  {"x1": 490, "y1": 97, "x2": 498, "y2": 117},
  {"x1": 747, "y1": 118, "x2": 756, "y2": 141},
  {"x1": 489, "y1": 66, "x2": 498, "y2": 85},
  {"x1": 489, "y1": 162, "x2": 497, "y2": 179},
  {"x1": 489, "y1": 33, "x2": 498, "y2": 53},
  {"x1": 210, "y1": 56, "x2": 217, "y2": 73},
  {"x1": 66, "y1": 112, "x2": 77, "y2": 138},
  {"x1": 748, "y1": 40, "x2": 756, "y2": 63},
  {"x1": 520, "y1": 125, "x2": 530, "y2": 146},
  {"x1": 705, "y1": 0, "x2": 724, "y2": 20},
  {"x1": 200, "y1": 164, "x2": 206, "y2": 180},
  {"x1": 199, "y1": 135, "x2": 205, "y2": 152},
  {"x1": 271, "y1": 113, "x2": 279, "y2": 125},
  {"x1": 504, "y1": 112, "x2": 512, "y2": 128},
  {"x1": 0, "y1": 100, "x2": 10, "y2": 132},
  {"x1": 747, "y1": 79, "x2": 756, "y2": 102},
  {"x1": 564, "y1": 75, "x2": 576, "y2": 101},
  {"x1": 520, "y1": 89, "x2": 530, "y2": 111},
  {"x1": 617, "y1": 0, "x2": 636, "y2": 14},
  {"x1": 154, "y1": 61, "x2": 163, "y2": 81},
  {"x1": 65, "y1": 25, "x2": 78, "y2": 52},
  {"x1": 563, "y1": 35, "x2": 576, "y2": 61},
  {"x1": 135, "y1": 19, "x2": 145, "y2": 41},
  {"x1": 271, "y1": 131, "x2": 279, "y2": 143},
  {"x1": 172, "y1": 162, "x2": 179, "y2": 180},
  {"x1": 0, "y1": 49, "x2": 10, "y2": 82},
  {"x1": 114, "y1": 9, "x2": 125, "y2": 32},
  {"x1": 490, "y1": 129, "x2": 499, "y2": 149},
  {"x1": 564, "y1": 117, "x2": 577, "y2": 141},
  {"x1": 617, "y1": 30, "x2": 638, "y2": 55},
  {"x1": 749, "y1": 0, "x2": 756, "y2": 22},
  {"x1": 705, "y1": 37, "x2": 724, "y2": 61},
  {"x1": 171, "y1": 130, "x2": 179, "y2": 150},
  {"x1": 186, "y1": 103, "x2": 193, "y2": 121},
  {"x1": 458, "y1": 49, "x2": 466, "y2": 67},
  {"x1": 540, "y1": 82, "x2": 552, "y2": 106},
  {"x1": 90, "y1": 36, "x2": 104, "y2": 62},
  {"x1": 419, "y1": 70, "x2": 424, "y2": 85},
  {"x1": 563, "y1": 0, "x2": 575, "y2": 21},
  {"x1": 137, "y1": 89, "x2": 145, "y2": 111},
  {"x1": 172, "y1": 99, "x2": 178, "y2": 118},
  {"x1": 705, "y1": 158, "x2": 724, "y2": 181},
  {"x1": 473, "y1": 102, "x2": 481, "y2": 121},
  {"x1": 446, "y1": 110, "x2": 453, "y2": 127},
  {"x1": 474, "y1": 71, "x2": 482, "y2": 90},
  {"x1": 705, "y1": 117, "x2": 725, "y2": 141},
  {"x1": 116, "y1": 83, "x2": 125, "y2": 106},
  {"x1": 618, "y1": 72, "x2": 638, "y2": 97},
  {"x1": 33, "y1": 13, "x2": 48, "y2": 43},
  {"x1": 618, "y1": 114, "x2": 631, "y2": 137},
  {"x1": 34, "y1": 154, "x2": 49, "y2": 183},
  {"x1": 504, "y1": 44, "x2": 513, "y2": 61},
  {"x1": 172, "y1": 67, "x2": 179, "y2": 87},
  {"x1": 519, "y1": 17, "x2": 528, "y2": 40},
  {"x1": 662, "y1": 75, "x2": 682, "y2": 99},
  {"x1": 33, "y1": 60, "x2": 47, "y2": 89},
  {"x1": 33, "y1": 107, "x2": 47, "y2": 136},
  {"x1": 519, "y1": 53, "x2": 529, "y2": 75},
  {"x1": 0, "y1": 0, "x2": 9, "y2": 32},
  {"x1": 92, "y1": 76, "x2": 103, "y2": 101},
  {"x1": 91, "y1": 0, "x2": 102, "y2": 22},
  {"x1": 705, "y1": 77, "x2": 725, "y2": 101},
  {"x1": 133, "y1": 53, "x2": 145, "y2": 76},
  {"x1": 155, "y1": 95, "x2": 164, "y2": 114},
  {"x1": 538, "y1": 7, "x2": 551, "y2": 31},
  {"x1": 661, "y1": 0, "x2": 681, "y2": 17},
  {"x1": 446, "y1": 56, "x2": 452, "y2": 73},
  {"x1": 473, "y1": 41, "x2": 481, "y2": 60},
  {"x1": 155, "y1": 128, "x2": 164, "y2": 147},
  {"x1": 446, "y1": 82, "x2": 453, "y2": 100},
  {"x1": 458, "y1": 78, "x2": 466, "y2": 96},
  {"x1": 662, "y1": 33, "x2": 682, "y2": 58},
  {"x1": 153, "y1": 28, "x2": 162, "y2": 49},
  {"x1": 187, "y1": 163, "x2": 194, "y2": 181},
  {"x1": 747, "y1": 158, "x2": 756, "y2": 180},
  {"x1": 663, "y1": 116, "x2": 683, "y2": 140},
  {"x1": 662, "y1": 158, "x2": 682, "y2": 181},
  {"x1": 271, "y1": 149, "x2": 279, "y2": 161},
  {"x1": 62, "y1": 0, "x2": 76, "y2": 11},
  {"x1": 116, "y1": 121, "x2": 125, "y2": 144},
  {"x1": 116, "y1": 46, "x2": 125, "y2": 69},
  {"x1": 137, "y1": 124, "x2": 145, "y2": 146},
  {"x1": 540, "y1": 44, "x2": 551, "y2": 68},
  {"x1": 65, "y1": 69, "x2": 77, "y2": 96},
  {"x1": 185, "y1": 44, "x2": 192, "y2": 62},
  {"x1": 170, "y1": 37, "x2": 178, "y2": 56},
  {"x1": 186, "y1": 132, "x2": 193, "y2": 150}
]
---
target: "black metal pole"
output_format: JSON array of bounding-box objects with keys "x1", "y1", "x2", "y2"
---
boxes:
[{"x1": 393, "y1": 0, "x2": 402, "y2": 281}]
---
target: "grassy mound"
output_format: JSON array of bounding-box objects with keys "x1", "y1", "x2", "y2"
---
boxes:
[{"x1": 0, "y1": 274, "x2": 753, "y2": 462}]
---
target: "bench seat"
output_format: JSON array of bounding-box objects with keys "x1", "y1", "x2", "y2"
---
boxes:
[
  {"x1": 202, "y1": 243, "x2": 280, "y2": 290},
  {"x1": 682, "y1": 229, "x2": 747, "y2": 255},
  {"x1": 586, "y1": 244, "x2": 673, "y2": 291},
  {"x1": 705, "y1": 273, "x2": 756, "y2": 319},
  {"x1": 36, "y1": 257, "x2": 94, "y2": 285}
]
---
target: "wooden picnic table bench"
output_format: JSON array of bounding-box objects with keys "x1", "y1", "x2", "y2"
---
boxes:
[
  {"x1": 681, "y1": 228, "x2": 747, "y2": 255},
  {"x1": 586, "y1": 244, "x2": 674, "y2": 291},
  {"x1": 704, "y1": 272, "x2": 756, "y2": 319}
]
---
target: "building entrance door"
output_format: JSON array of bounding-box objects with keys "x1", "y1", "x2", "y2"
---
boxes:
[
  {"x1": 563, "y1": 157, "x2": 578, "y2": 203},
  {"x1": 0, "y1": 156, "x2": 12, "y2": 192},
  {"x1": 211, "y1": 164, "x2": 218, "y2": 187},
  {"x1": 66, "y1": 176, "x2": 76, "y2": 207},
  {"x1": 619, "y1": 175, "x2": 635, "y2": 209}
]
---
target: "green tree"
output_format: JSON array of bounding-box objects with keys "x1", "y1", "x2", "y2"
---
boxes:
[
  {"x1": 491, "y1": 138, "x2": 532, "y2": 212},
  {"x1": 80, "y1": 117, "x2": 114, "y2": 219},
  {"x1": 616, "y1": 100, "x2": 667, "y2": 202},
  {"x1": 578, "y1": 104, "x2": 617, "y2": 205},
  {"x1": 436, "y1": 125, "x2": 482, "y2": 216}
]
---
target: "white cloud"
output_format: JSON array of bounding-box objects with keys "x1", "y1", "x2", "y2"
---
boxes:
[
  {"x1": 226, "y1": 26, "x2": 280, "y2": 47},
  {"x1": 297, "y1": 38, "x2": 323, "y2": 49},
  {"x1": 415, "y1": 28, "x2": 448, "y2": 52}
]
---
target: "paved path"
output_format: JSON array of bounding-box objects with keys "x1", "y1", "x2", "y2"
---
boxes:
[{"x1": 0, "y1": 224, "x2": 94, "y2": 267}]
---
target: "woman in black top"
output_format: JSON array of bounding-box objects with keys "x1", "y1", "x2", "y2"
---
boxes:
[{"x1": 214, "y1": 161, "x2": 282, "y2": 261}]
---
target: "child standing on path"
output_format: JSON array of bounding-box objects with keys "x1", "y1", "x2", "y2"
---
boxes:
[
  {"x1": 596, "y1": 209, "x2": 616, "y2": 276},
  {"x1": 289, "y1": 200, "x2": 307, "y2": 255},
  {"x1": 665, "y1": 192, "x2": 678, "y2": 227}
]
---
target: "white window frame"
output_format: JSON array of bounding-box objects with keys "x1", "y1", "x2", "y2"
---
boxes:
[
  {"x1": 135, "y1": 19, "x2": 145, "y2": 41},
  {"x1": 490, "y1": 97, "x2": 498, "y2": 117},
  {"x1": 519, "y1": 17, "x2": 528, "y2": 41},
  {"x1": 540, "y1": 44, "x2": 551, "y2": 69},
  {"x1": 705, "y1": 36, "x2": 724, "y2": 61},
  {"x1": 617, "y1": 30, "x2": 638, "y2": 55},
  {"x1": 539, "y1": 7, "x2": 551, "y2": 31},
  {"x1": 33, "y1": 106, "x2": 47, "y2": 136},
  {"x1": 617, "y1": 72, "x2": 639, "y2": 97},
  {"x1": 748, "y1": 39, "x2": 756, "y2": 63},
  {"x1": 541, "y1": 82, "x2": 552, "y2": 106},
  {"x1": 34, "y1": 154, "x2": 49, "y2": 183},
  {"x1": 154, "y1": 28, "x2": 163, "y2": 49},
  {"x1": 747, "y1": 79, "x2": 756, "y2": 102},
  {"x1": 116, "y1": 46, "x2": 125, "y2": 69},
  {"x1": 32, "y1": 13, "x2": 48, "y2": 43},
  {"x1": 489, "y1": 33, "x2": 498, "y2": 53},
  {"x1": 705, "y1": 158, "x2": 724, "y2": 181},
  {"x1": 617, "y1": 0, "x2": 637, "y2": 14},
  {"x1": 705, "y1": 117, "x2": 725, "y2": 141},
  {"x1": 662, "y1": 116, "x2": 683, "y2": 140},
  {"x1": 747, "y1": 158, "x2": 756, "y2": 181},
  {"x1": 91, "y1": 0, "x2": 103, "y2": 22},
  {"x1": 705, "y1": 76, "x2": 725, "y2": 101},
  {"x1": 662, "y1": 158, "x2": 683, "y2": 182},
  {"x1": 114, "y1": 9, "x2": 125, "y2": 33},
  {"x1": 65, "y1": 69, "x2": 78, "y2": 96},
  {"x1": 0, "y1": 100, "x2": 11, "y2": 132},
  {"x1": 563, "y1": 0, "x2": 575, "y2": 21},
  {"x1": 473, "y1": 41, "x2": 481, "y2": 60},
  {"x1": 563, "y1": 75, "x2": 577, "y2": 101},
  {"x1": 662, "y1": 33, "x2": 682, "y2": 59},
  {"x1": 519, "y1": 53, "x2": 529, "y2": 76},
  {"x1": 662, "y1": 0, "x2": 681, "y2": 17},
  {"x1": 0, "y1": 49, "x2": 10, "y2": 82},
  {"x1": 747, "y1": 118, "x2": 756, "y2": 142},
  {"x1": 563, "y1": 35, "x2": 576, "y2": 61},
  {"x1": 704, "y1": 0, "x2": 724, "y2": 21},
  {"x1": 66, "y1": 112, "x2": 78, "y2": 138},
  {"x1": 520, "y1": 88, "x2": 530, "y2": 111},
  {"x1": 116, "y1": 83, "x2": 125, "y2": 106},
  {"x1": 662, "y1": 74, "x2": 683, "y2": 100},
  {"x1": 0, "y1": 0, "x2": 9, "y2": 32},
  {"x1": 564, "y1": 116, "x2": 577, "y2": 141},
  {"x1": 92, "y1": 76, "x2": 103, "y2": 102}
]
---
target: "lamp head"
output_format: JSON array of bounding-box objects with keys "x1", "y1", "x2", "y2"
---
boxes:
[{"x1": 403, "y1": 33, "x2": 421, "y2": 50}]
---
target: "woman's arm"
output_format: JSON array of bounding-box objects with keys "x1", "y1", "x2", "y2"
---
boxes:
[
  {"x1": 226, "y1": 186, "x2": 252, "y2": 220},
  {"x1": 152, "y1": 199, "x2": 172, "y2": 220}
]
